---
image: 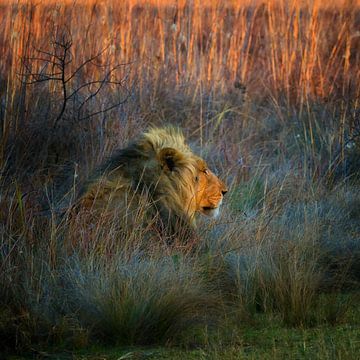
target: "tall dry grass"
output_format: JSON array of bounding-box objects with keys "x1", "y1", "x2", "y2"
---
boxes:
[
  {"x1": 1, "y1": 0, "x2": 359, "y2": 124},
  {"x1": 1, "y1": 0, "x2": 359, "y2": 180}
]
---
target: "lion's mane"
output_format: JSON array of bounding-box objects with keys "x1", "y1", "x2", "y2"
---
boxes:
[{"x1": 77, "y1": 127, "x2": 204, "y2": 233}]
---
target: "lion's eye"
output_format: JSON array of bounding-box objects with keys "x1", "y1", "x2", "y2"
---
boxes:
[{"x1": 195, "y1": 176, "x2": 199, "y2": 182}]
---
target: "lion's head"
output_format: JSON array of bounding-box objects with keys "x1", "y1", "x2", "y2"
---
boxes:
[
  {"x1": 78, "y1": 127, "x2": 227, "y2": 230},
  {"x1": 194, "y1": 163, "x2": 228, "y2": 218}
]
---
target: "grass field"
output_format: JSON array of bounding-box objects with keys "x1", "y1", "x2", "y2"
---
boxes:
[
  {"x1": 1, "y1": 0, "x2": 360, "y2": 358},
  {"x1": 7, "y1": 304, "x2": 360, "y2": 359}
]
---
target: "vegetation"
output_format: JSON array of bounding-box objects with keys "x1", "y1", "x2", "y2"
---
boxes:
[{"x1": 1, "y1": 0, "x2": 360, "y2": 358}]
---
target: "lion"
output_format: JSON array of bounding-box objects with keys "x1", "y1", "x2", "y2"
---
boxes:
[{"x1": 76, "y1": 127, "x2": 227, "y2": 238}]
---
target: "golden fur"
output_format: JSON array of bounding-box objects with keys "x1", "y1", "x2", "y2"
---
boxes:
[{"x1": 77, "y1": 127, "x2": 227, "y2": 234}]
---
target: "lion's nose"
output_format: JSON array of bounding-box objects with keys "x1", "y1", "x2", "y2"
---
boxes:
[{"x1": 221, "y1": 189, "x2": 228, "y2": 196}]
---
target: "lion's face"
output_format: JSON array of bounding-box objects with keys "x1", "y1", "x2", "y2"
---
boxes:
[
  {"x1": 158, "y1": 148, "x2": 228, "y2": 220},
  {"x1": 194, "y1": 163, "x2": 228, "y2": 218}
]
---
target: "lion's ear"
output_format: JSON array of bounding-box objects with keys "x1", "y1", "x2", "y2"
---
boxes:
[{"x1": 159, "y1": 147, "x2": 183, "y2": 171}]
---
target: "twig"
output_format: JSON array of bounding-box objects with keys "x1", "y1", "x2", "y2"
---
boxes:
[{"x1": 18, "y1": 29, "x2": 130, "y2": 129}]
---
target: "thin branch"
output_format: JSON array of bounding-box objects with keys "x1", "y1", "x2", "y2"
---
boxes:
[
  {"x1": 78, "y1": 96, "x2": 131, "y2": 122},
  {"x1": 20, "y1": 29, "x2": 131, "y2": 129},
  {"x1": 22, "y1": 77, "x2": 62, "y2": 85},
  {"x1": 75, "y1": 65, "x2": 125, "y2": 115},
  {"x1": 64, "y1": 45, "x2": 110, "y2": 83},
  {"x1": 53, "y1": 39, "x2": 71, "y2": 128},
  {"x1": 68, "y1": 79, "x2": 124, "y2": 99}
]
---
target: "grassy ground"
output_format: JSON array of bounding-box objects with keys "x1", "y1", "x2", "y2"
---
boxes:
[
  {"x1": 1, "y1": 0, "x2": 360, "y2": 359},
  {"x1": 7, "y1": 295, "x2": 360, "y2": 359}
]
